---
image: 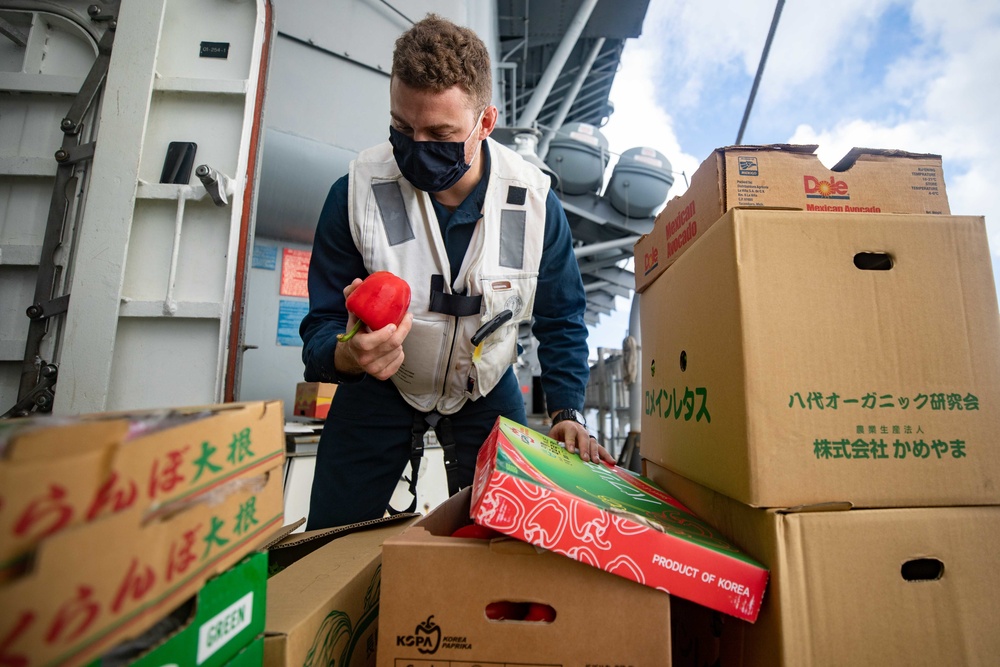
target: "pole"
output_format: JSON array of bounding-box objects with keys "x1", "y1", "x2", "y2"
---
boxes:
[
  {"x1": 516, "y1": 0, "x2": 599, "y2": 128},
  {"x1": 735, "y1": 0, "x2": 784, "y2": 145}
]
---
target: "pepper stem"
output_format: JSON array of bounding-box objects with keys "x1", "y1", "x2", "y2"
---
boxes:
[{"x1": 336, "y1": 320, "x2": 363, "y2": 342}]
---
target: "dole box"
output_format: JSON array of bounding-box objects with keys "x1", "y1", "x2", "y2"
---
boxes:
[{"x1": 634, "y1": 144, "x2": 949, "y2": 291}]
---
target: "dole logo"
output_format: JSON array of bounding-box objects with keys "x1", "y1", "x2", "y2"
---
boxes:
[
  {"x1": 803, "y1": 175, "x2": 849, "y2": 198},
  {"x1": 644, "y1": 246, "x2": 659, "y2": 274},
  {"x1": 396, "y1": 615, "x2": 441, "y2": 654}
]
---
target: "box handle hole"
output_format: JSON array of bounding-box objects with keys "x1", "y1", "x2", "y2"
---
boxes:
[
  {"x1": 679, "y1": 350, "x2": 687, "y2": 372},
  {"x1": 901, "y1": 558, "x2": 943, "y2": 581},
  {"x1": 485, "y1": 601, "x2": 556, "y2": 623},
  {"x1": 854, "y1": 252, "x2": 894, "y2": 271}
]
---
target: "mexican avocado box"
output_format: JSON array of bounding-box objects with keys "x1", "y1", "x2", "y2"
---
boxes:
[{"x1": 470, "y1": 417, "x2": 769, "y2": 622}]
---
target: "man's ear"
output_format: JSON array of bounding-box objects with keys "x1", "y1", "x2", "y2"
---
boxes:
[{"x1": 480, "y1": 105, "x2": 499, "y2": 138}]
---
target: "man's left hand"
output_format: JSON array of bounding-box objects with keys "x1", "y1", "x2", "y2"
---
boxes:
[{"x1": 548, "y1": 421, "x2": 615, "y2": 464}]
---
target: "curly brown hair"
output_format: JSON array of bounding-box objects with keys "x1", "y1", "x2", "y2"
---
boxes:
[{"x1": 391, "y1": 14, "x2": 492, "y2": 111}]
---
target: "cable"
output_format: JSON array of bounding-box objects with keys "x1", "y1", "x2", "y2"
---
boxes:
[
  {"x1": 735, "y1": 0, "x2": 785, "y2": 145},
  {"x1": 379, "y1": 0, "x2": 414, "y2": 25}
]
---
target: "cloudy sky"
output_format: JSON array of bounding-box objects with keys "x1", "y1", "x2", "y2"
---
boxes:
[{"x1": 589, "y1": 0, "x2": 1000, "y2": 353}]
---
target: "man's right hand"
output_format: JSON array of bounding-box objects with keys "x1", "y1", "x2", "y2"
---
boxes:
[{"x1": 334, "y1": 278, "x2": 413, "y2": 380}]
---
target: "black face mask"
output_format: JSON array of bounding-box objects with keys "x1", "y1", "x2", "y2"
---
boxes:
[{"x1": 389, "y1": 111, "x2": 483, "y2": 193}]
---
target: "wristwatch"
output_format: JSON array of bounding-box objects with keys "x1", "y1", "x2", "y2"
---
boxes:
[{"x1": 551, "y1": 408, "x2": 586, "y2": 428}]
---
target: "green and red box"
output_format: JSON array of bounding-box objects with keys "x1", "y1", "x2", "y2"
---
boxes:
[{"x1": 470, "y1": 417, "x2": 770, "y2": 622}]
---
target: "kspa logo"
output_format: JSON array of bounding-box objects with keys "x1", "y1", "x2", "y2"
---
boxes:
[
  {"x1": 396, "y1": 615, "x2": 441, "y2": 654},
  {"x1": 803, "y1": 175, "x2": 850, "y2": 199}
]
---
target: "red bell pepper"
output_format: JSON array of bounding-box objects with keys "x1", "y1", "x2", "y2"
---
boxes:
[
  {"x1": 450, "y1": 523, "x2": 503, "y2": 540},
  {"x1": 485, "y1": 601, "x2": 529, "y2": 621},
  {"x1": 523, "y1": 602, "x2": 556, "y2": 623},
  {"x1": 336, "y1": 271, "x2": 411, "y2": 342}
]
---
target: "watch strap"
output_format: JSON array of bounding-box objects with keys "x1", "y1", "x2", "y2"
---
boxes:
[{"x1": 552, "y1": 408, "x2": 586, "y2": 427}]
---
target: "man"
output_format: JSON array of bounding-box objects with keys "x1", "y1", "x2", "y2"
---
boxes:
[{"x1": 300, "y1": 14, "x2": 612, "y2": 529}]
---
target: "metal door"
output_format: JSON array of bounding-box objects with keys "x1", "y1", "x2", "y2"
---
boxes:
[{"x1": 0, "y1": 0, "x2": 272, "y2": 416}]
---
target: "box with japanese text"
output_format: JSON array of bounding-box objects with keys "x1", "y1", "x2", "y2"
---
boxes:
[
  {"x1": 645, "y1": 460, "x2": 1000, "y2": 667},
  {"x1": 264, "y1": 514, "x2": 416, "y2": 667},
  {"x1": 0, "y1": 456, "x2": 283, "y2": 667},
  {"x1": 94, "y1": 551, "x2": 268, "y2": 667},
  {"x1": 634, "y1": 144, "x2": 949, "y2": 291},
  {"x1": 377, "y1": 487, "x2": 673, "y2": 666},
  {"x1": 0, "y1": 400, "x2": 285, "y2": 577},
  {"x1": 469, "y1": 418, "x2": 769, "y2": 622},
  {"x1": 640, "y1": 209, "x2": 1000, "y2": 508},
  {"x1": 293, "y1": 382, "x2": 336, "y2": 419}
]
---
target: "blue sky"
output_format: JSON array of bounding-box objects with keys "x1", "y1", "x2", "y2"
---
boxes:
[{"x1": 589, "y1": 0, "x2": 1000, "y2": 354}]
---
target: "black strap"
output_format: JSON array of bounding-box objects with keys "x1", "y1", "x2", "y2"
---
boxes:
[
  {"x1": 386, "y1": 410, "x2": 462, "y2": 515},
  {"x1": 387, "y1": 411, "x2": 430, "y2": 515},
  {"x1": 428, "y1": 274, "x2": 482, "y2": 317},
  {"x1": 426, "y1": 413, "x2": 460, "y2": 497}
]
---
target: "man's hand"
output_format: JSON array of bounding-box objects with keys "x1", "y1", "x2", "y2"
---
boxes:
[
  {"x1": 548, "y1": 420, "x2": 615, "y2": 464},
  {"x1": 334, "y1": 278, "x2": 413, "y2": 380}
]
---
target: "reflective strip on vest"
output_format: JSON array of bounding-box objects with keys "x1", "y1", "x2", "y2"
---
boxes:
[
  {"x1": 371, "y1": 181, "x2": 414, "y2": 246},
  {"x1": 499, "y1": 209, "x2": 526, "y2": 269}
]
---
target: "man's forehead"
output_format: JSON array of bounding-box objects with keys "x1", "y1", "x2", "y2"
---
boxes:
[
  {"x1": 390, "y1": 80, "x2": 476, "y2": 117},
  {"x1": 388, "y1": 107, "x2": 464, "y2": 123}
]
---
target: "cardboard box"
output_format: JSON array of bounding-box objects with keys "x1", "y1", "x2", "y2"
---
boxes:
[
  {"x1": 645, "y1": 460, "x2": 1000, "y2": 667},
  {"x1": 228, "y1": 634, "x2": 264, "y2": 666},
  {"x1": 634, "y1": 144, "x2": 949, "y2": 291},
  {"x1": 469, "y1": 418, "x2": 768, "y2": 622},
  {"x1": 96, "y1": 551, "x2": 268, "y2": 667},
  {"x1": 0, "y1": 458, "x2": 284, "y2": 667},
  {"x1": 294, "y1": 382, "x2": 336, "y2": 419},
  {"x1": 378, "y1": 487, "x2": 674, "y2": 666},
  {"x1": 640, "y1": 209, "x2": 1000, "y2": 508},
  {"x1": 263, "y1": 515, "x2": 417, "y2": 667},
  {"x1": 0, "y1": 400, "x2": 285, "y2": 575}
]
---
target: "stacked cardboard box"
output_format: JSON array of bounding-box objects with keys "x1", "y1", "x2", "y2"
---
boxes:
[
  {"x1": 293, "y1": 382, "x2": 336, "y2": 419},
  {"x1": 646, "y1": 461, "x2": 1000, "y2": 666},
  {"x1": 634, "y1": 144, "x2": 949, "y2": 292},
  {"x1": 97, "y1": 551, "x2": 270, "y2": 666},
  {"x1": 376, "y1": 486, "x2": 675, "y2": 666},
  {"x1": 263, "y1": 514, "x2": 416, "y2": 667},
  {"x1": 634, "y1": 145, "x2": 1000, "y2": 665},
  {"x1": 0, "y1": 400, "x2": 285, "y2": 666}
]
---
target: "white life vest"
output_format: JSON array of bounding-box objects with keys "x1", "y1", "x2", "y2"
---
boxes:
[{"x1": 348, "y1": 137, "x2": 550, "y2": 414}]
